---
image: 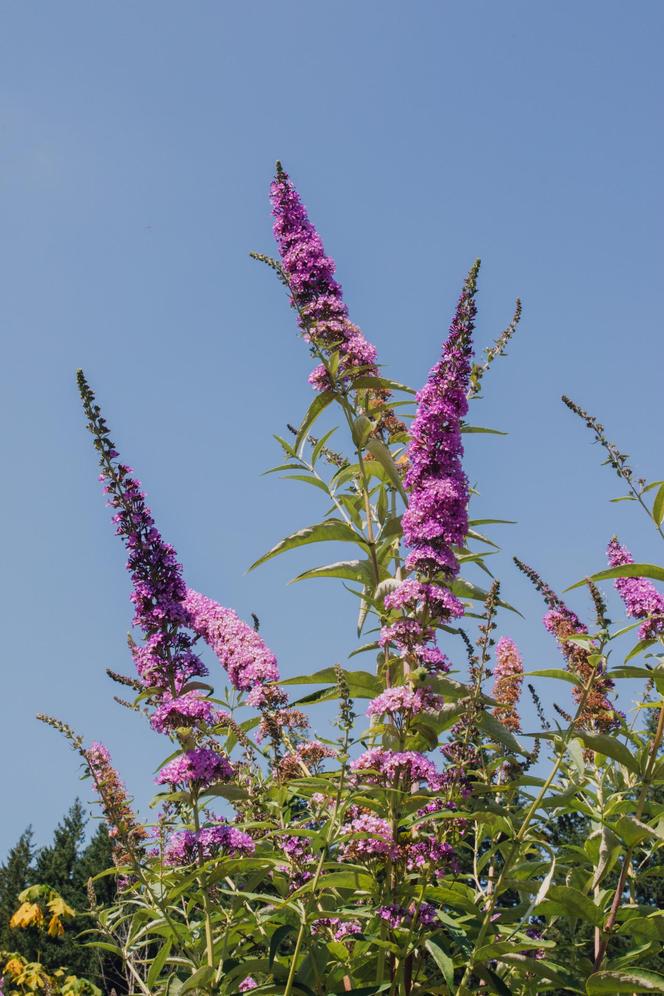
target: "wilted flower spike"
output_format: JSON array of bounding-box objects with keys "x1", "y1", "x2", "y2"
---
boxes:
[
  {"x1": 492, "y1": 636, "x2": 524, "y2": 732},
  {"x1": 607, "y1": 537, "x2": 664, "y2": 639},
  {"x1": 84, "y1": 742, "x2": 146, "y2": 863}
]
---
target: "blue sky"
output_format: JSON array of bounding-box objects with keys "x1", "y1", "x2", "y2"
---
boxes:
[{"x1": 1, "y1": 1, "x2": 662, "y2": 853}]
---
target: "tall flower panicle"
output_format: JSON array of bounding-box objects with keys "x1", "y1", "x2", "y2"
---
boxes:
[
  {"x1": 491, "y1": 636, "x2": 524, "y2": 732},
  {"x1": 270, "y1": 163, "x2": 379, "y2": 389},
  {"x1": 607, "y1": 537, "x2": 664, "y2": 639},
  {"x1": 269, "y1": 164, "x2": 401, "y2": 432},
  {"x1": 401, "y1": 262, "x2": 479, "y2": 580},
  {"x1": 183, "y1": 589, "x2": 279, "y2": 691},
  {"x1": 77, "y1": 372, "x2": 209, "y2": 716},
  {"x1": 85, "y1": 743, "x2": 146, "y2": 862}
]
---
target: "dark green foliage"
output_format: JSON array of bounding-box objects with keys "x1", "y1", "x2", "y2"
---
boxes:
[
  {"x1": 0, "y1": 827, "x2": 34, "y2": 959},
  {"x1": 0, "y1": 801, "x2": 124, "y2": 992}
]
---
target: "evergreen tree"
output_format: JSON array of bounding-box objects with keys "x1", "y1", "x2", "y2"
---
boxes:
[{"x1": 0, "y1": 827, "x2": 34, "y2": 958}]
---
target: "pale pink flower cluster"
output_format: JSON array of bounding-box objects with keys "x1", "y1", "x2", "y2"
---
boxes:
[{"x1": 491, "y1": 636, "x2": 524, "y2": 732}]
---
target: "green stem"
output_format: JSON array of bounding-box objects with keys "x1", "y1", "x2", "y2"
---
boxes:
[
  {"x1": 593, "y1": 696, "x2": 664, "y2": 970},
  {"x1": 192, "y1": 797, "x2": 215, "y2": 971},
  {"x1": 454, "y1": 661, "x2": 602, "y2": 995}
]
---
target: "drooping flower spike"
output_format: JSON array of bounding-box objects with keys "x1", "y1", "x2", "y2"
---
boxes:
[{"x1": 183, "y1": 588, "x2": 280, "y2": 691}]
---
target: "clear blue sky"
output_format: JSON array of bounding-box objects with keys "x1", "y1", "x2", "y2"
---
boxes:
[{"x1": 1, "y1": 2, "x2": 662, "y2": 854}]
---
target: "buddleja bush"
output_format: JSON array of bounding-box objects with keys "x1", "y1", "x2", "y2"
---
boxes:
[{"x1": 36, "y1": 164, "x2": 664, "y2": 996}]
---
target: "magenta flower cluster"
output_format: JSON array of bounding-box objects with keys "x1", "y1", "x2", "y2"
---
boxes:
[
  {"x1": 339, "y1": 814, "x2": 398, "y2": 861},
  {"x1": 163, "y1": 823, "x2": 255, "y2": 866},
  {"x1": 311, "y1": 918, "x2": 362, "y2": 941},
  {"x1": 238, "y1": 979, "x2": 258, "y2": 992},
  {"x1": 155, "y1": 748, "x2": 234, "y2": 788},
  {"x1": 607, "y1": 537, "x2": 664, "y2": 639},
  {"x1": 351, "y1": 748, "x2": 440, "y2": 788},
  {"x1": 150, "y1": 692, "x2": 226, "y2": 735},
  {"x1": 270, "y1": 164, "x2": 380, "y2": 391},
  {"x1": 377, "y1": 903, "x2": 438, "y2": 929},
  {"x1": 183, "y1": 588, "x2": 279, "y2": 691}
]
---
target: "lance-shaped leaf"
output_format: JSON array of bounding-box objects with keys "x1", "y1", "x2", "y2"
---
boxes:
[
  {"x1": 450, "y1": 577, "x2": 522, "y2": 616},
  {"x1": 586, "y1": 969, "x2": 664, "y2": 993},
  {"x1": 295, "y1": 390, "x2": 335, "y2": 455},
  {"x1": 567, "y1": 563, "x2": 664, "y2": 590},
  {"x1": 478, "y1": 711, "x2": 529, "y2": 756},
  {"x1": 364, "y1": 437, "x2": 408, "y2": 501},
  {"x1": 292, "y1": 559, "x2": 389, "y2": 585},
  {"x1": 249, "y1": 519, "x2": 368, "y2": 571},
  {"x1": 574, "y1": 731, "x2": 640, "y2": 774}
]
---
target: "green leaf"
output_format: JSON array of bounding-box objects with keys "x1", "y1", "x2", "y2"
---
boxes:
[
  {"x1": 279, "y1": 667, "x2": 379, "y2": 697},
  {"x1": 82, "y1": 941, "x2": 123, "y2": 956},
  {"x1": 364, "y1": 437, "x2": 408, "y2": 501},
  {"x1": 478, "y1": 711, "x2": 528, "y2": 756},
  {"x1": 292, "y1": 559, "x2": 387, "y2": 585},
  {"x1": 450, "y1": 577, "x2": 522, "y2": 615},
  {"x1": 614, "y1": 816, "x2": 657, "y2": 848},
  {"x1": 147, "y1": 938, "x2": 172, "y2": 988},
  {"x1": 249, "y1": 519, "x2": 366, "y2": 571},
  {"x1": 282, "y1": 474, "x2": 330, "y2": 494},
  {"x1": 525, "y1": 668, "x2": 581, "y2": 685},
  {"x1": 461, "y1": 424, "x2": 507, "y2": 435},
  {"x1": 202, "y1": 782, "x2": 249, "y2": 801},
  {"x1": 295, "y1": 390, "x2": 335, "y2": 455},
  {"x1": 542, "y1": 885, "x2": 604, "y2": 927},
  {"x1": 575, "y1": 731, "x2": 639, "y2": 773},
  {"x1": 425, "y1": 938, "x2": 455, "y2": 991},
  {"x1": 586, "y1": 969, "x2": 664, "y2": 992},
  {"x1": 351, "y1": 374, "x2": 415, "y2": 394},
  {"x1": 568, "y1": 564, "x2": 664, "y2": 590},
  {"x1": 624, "y1": 641, "x2": 657, "y2": 664},
  {"x1": 179, "y1": 965, "x2": 215, "y2": 995},
  {"x1": 653, "y1": 484, "x2": 664, "y2": 526},
  {"x1": 311, "y1": 427, "x2": 338, "y2": 466},
  {"x1": 269, "y1": 924, "x2": 295, "y2": 968}
]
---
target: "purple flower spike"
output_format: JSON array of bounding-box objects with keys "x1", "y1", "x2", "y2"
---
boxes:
[{"x1": 402, "y1": 262, "x2": 479, "y2": 579}]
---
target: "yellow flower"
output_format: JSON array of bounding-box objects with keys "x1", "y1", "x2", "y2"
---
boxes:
[
  {"x1": 47, "y1": 894, "x2": 76, "y2": 919},
  {"x1": 9, "y1": 901, "x2": 44, "y2": 929},
  {"x1": 4, "y1": 956, "x2": 25, "y2": 978},
  {"x1": 47, "y1": 913, "x2": 65, "y2": 937},
  {"x1": 19, "y1": 961, "x2": 52, "y2": 990}
]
